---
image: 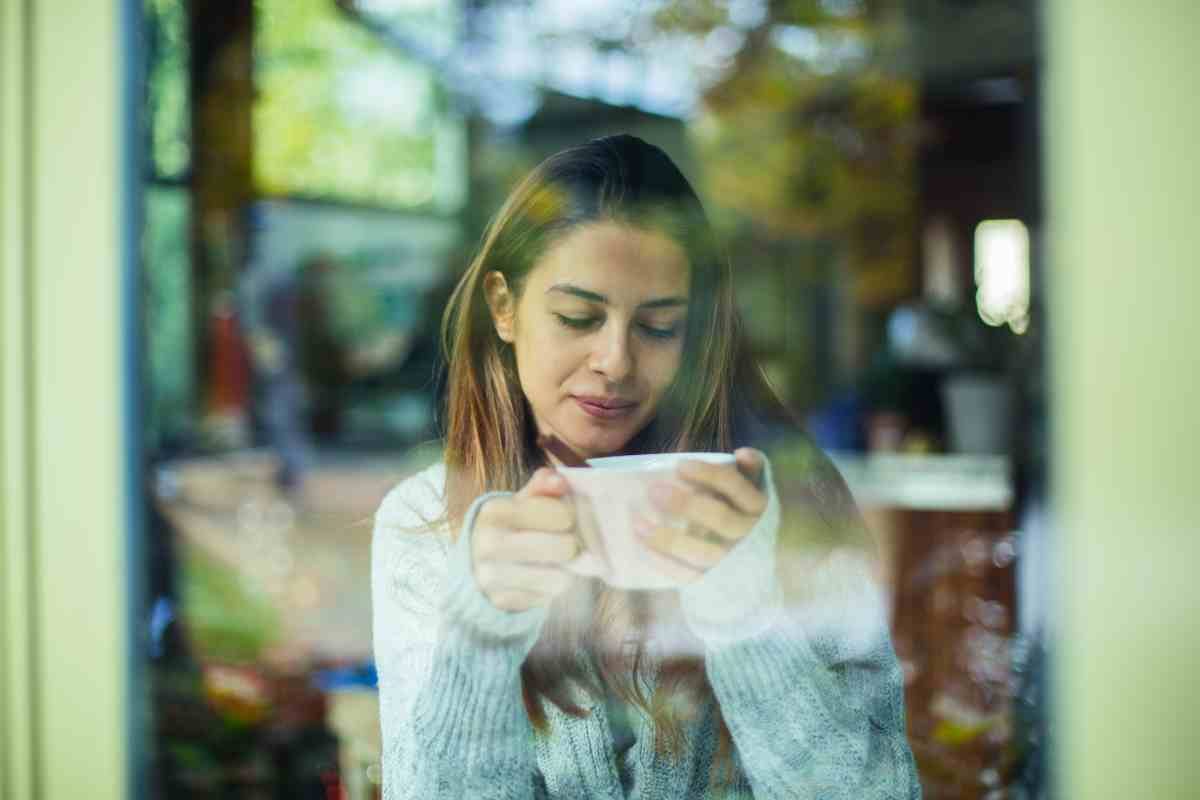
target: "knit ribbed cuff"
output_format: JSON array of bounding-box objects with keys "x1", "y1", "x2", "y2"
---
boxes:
[
  {"x1": 402, "y1": 491, "x2": 548, "y2": 781},
  {"x1": 679, "y1": 456, "x2": 785, "y2": 648},
  {"x1": 440, "y1": 490, "x2": 548, "y2": 648},
  {"x1": 705, "y1": 620, "x2": 826, "y2": 702}
]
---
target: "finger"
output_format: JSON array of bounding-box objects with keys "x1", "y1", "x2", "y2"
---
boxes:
[
  {"x1": 675, "y1": 458, "x2": 767, "y2": 517},
  {"x1": 649, "y1": 481, "x2": 752, "y2": 542},
  {"x1": 633, "y1": 513, "x2": 730, "y2": 571},
  {"x1": 516, "y1": 495, "x2": 576, "y2": 532},
  {"x1": 488, "y1": 588, "x2": 544, "y2": 612},
  {"x1": 475, "y1": 561, "x2": 575, "y2": 599},
  {"x1": 734, "y1": 447, "x2": 766, "y2": 488},
  {"x1": 678, "y1": 457, "x2": 764, "y2": 515},
  {"x1": 478, "y1": 529, "x2": 580, "y2": 565},
  {"x1": 475, "y1": 494, "x2": 515, "y2": 528},
  {"x1": 628, "y1": 520, "x2": 706, "y2": 584},
  {"x1": 489, "y1": 494, "x2": 575, "y2": 533},
  {"x1": 519, "y1": 467, "x2": 570, "y2": 499}
]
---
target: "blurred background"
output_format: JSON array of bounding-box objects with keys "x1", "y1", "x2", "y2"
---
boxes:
[{"x1": 2, "y1": 0, "x2": 1196, "y2": 799}]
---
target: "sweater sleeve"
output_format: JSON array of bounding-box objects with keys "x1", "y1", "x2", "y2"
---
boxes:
[
  {"x1": 678, "y1": 457, "x2": 923, "y2": 799},
  {"x1": 371, "y1": 471, "x2": 549, "y2": 800}
]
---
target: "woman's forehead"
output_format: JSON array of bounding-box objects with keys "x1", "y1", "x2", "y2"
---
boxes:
[{"x1": 531, "y1": 221, "x2": 690, "y2": 299}]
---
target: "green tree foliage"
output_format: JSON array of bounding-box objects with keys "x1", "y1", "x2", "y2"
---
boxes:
[{"x1": 254, "y1": 0, "x2": 441, "y2": 208}]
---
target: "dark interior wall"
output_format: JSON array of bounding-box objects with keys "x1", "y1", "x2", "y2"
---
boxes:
[
  {"x1": 188, "y1": 0, "x2": 255, "y2": 415},
  {"x1": 911, "y1": 0, "x2": 1040, "y2": 298},
  {"x1": 919, "y1": 75, "x2": 1038, "y2": 293}
]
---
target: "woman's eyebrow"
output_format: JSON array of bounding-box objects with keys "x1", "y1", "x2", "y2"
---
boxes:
[{"x1": 545, "y1": 283, "x2": 688, "y2": 309}]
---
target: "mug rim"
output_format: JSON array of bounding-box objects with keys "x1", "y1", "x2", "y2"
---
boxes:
[{"x1": 574, "y1": 451, "x2": 735, "y2": 472}]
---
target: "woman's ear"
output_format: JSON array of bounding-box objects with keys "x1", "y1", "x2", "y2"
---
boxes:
[{"x1": 483, "y1": 271, "x2": 516, "y2": 343}]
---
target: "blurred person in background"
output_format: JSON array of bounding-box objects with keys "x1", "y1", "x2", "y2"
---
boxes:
[
  {"x1": 371, "y1": 135, "x2": 920, "y2": 798},
  {"x1": 247, "y1": 255, "x2": 346, "y2": 488}
]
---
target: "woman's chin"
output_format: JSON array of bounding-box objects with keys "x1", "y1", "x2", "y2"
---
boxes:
[{"x1": 564, "y1": 427, "x2": 634, "y2": 461}]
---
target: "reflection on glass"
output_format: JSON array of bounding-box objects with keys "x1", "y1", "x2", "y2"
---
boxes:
[
  {"x1": 254, "y1": 0, "x2": 457, "y2": 209},
  {"x1": 145, "y1": 0, "x2": 191, "y2": 179},
  {"x1": 139, "y1": 1, "x2": 1045, "y2": 797}
]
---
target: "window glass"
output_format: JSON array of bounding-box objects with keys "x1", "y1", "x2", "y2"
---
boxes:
[{"x1": 139, "y1": 1, "x2": 1047, "y2": 797}]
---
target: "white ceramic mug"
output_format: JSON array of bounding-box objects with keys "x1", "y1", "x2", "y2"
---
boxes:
[{"x1": 557, "y1": 452, "x2": 736, "y2": 590}]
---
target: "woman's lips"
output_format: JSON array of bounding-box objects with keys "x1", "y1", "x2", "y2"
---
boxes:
[{"x1": 573, "y1": 396, "x2": 637, "y2": 419}]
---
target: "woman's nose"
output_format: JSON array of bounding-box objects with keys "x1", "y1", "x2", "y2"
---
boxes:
[{"x1": 589, "y1": 325, "x2": 634, "y2": 382}]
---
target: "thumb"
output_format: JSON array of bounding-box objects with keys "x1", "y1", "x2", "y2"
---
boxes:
[
  {"x1": 521, "y1": 467, "x2": 569, "y2": 498},
  {"x1": 734, "y1": 447, "x2": 766, "y2": 488}
]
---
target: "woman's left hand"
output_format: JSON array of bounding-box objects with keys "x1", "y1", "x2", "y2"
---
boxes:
[{"x1": 633, "y1": 447, "x2": 768, "y2": 584}]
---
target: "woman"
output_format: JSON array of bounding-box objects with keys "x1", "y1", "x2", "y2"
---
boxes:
[{"x1": 372, "y1": 134, "x2": 920, "y2": 798}]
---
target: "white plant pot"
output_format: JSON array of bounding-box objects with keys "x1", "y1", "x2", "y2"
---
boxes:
[{"x1": 942, "y1": 373, "x2": 1011, "y2": 455}]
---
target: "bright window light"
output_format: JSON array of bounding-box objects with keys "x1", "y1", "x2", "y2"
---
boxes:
[{"x1": 974, "y1": 219, "x2": 1030, "y2": 334}]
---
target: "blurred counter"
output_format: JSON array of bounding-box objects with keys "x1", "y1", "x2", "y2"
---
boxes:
[
  {"x1": 830, "y1": 452, "x2": 1012, "y2": 512},
  {"x1": 830, "y1": 452, "x2": 1019, "y2": 798}
]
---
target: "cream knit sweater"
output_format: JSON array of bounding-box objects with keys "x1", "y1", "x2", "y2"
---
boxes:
[{"x1": 371, "y1": 459, "x2": 921, "y2": 799}]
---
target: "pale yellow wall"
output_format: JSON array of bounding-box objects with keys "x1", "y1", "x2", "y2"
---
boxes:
[
  {"x1": 0, "y1": 0, "x2": 129, "y2": 798},
  {"x1": 3, "y1": 1, "x2": 1199, "y2": 798},
  {"x1": 1045, "y1": 1, "x2": 1200, "y2": 797},
  {"x1": 1, "y1": 0, "x2": 35, "y2": 797}
]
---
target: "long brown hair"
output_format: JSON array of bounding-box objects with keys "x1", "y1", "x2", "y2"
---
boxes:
[{"x1": 438, "y1": 134, "x2": 790, "y2": 787}]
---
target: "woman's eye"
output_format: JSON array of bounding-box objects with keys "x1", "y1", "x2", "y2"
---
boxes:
[
  {"x1": 553, "y1": 313, "x2": 680, "y2": 340},
  {"x1": 639, "y1": 322, "x2": 681, "y2": 340},
  {"x1": 554, "y1": 313, "x2": 598, "y2": 330}
]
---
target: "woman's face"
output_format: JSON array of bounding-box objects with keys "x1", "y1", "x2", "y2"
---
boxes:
[{"x1": 486, "y1": 220, "x2": 691, "y2": 462}]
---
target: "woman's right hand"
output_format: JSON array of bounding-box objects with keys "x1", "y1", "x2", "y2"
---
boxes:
[{"x1": 470, "y1": 468, "x2": 581, "y2": 612}]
